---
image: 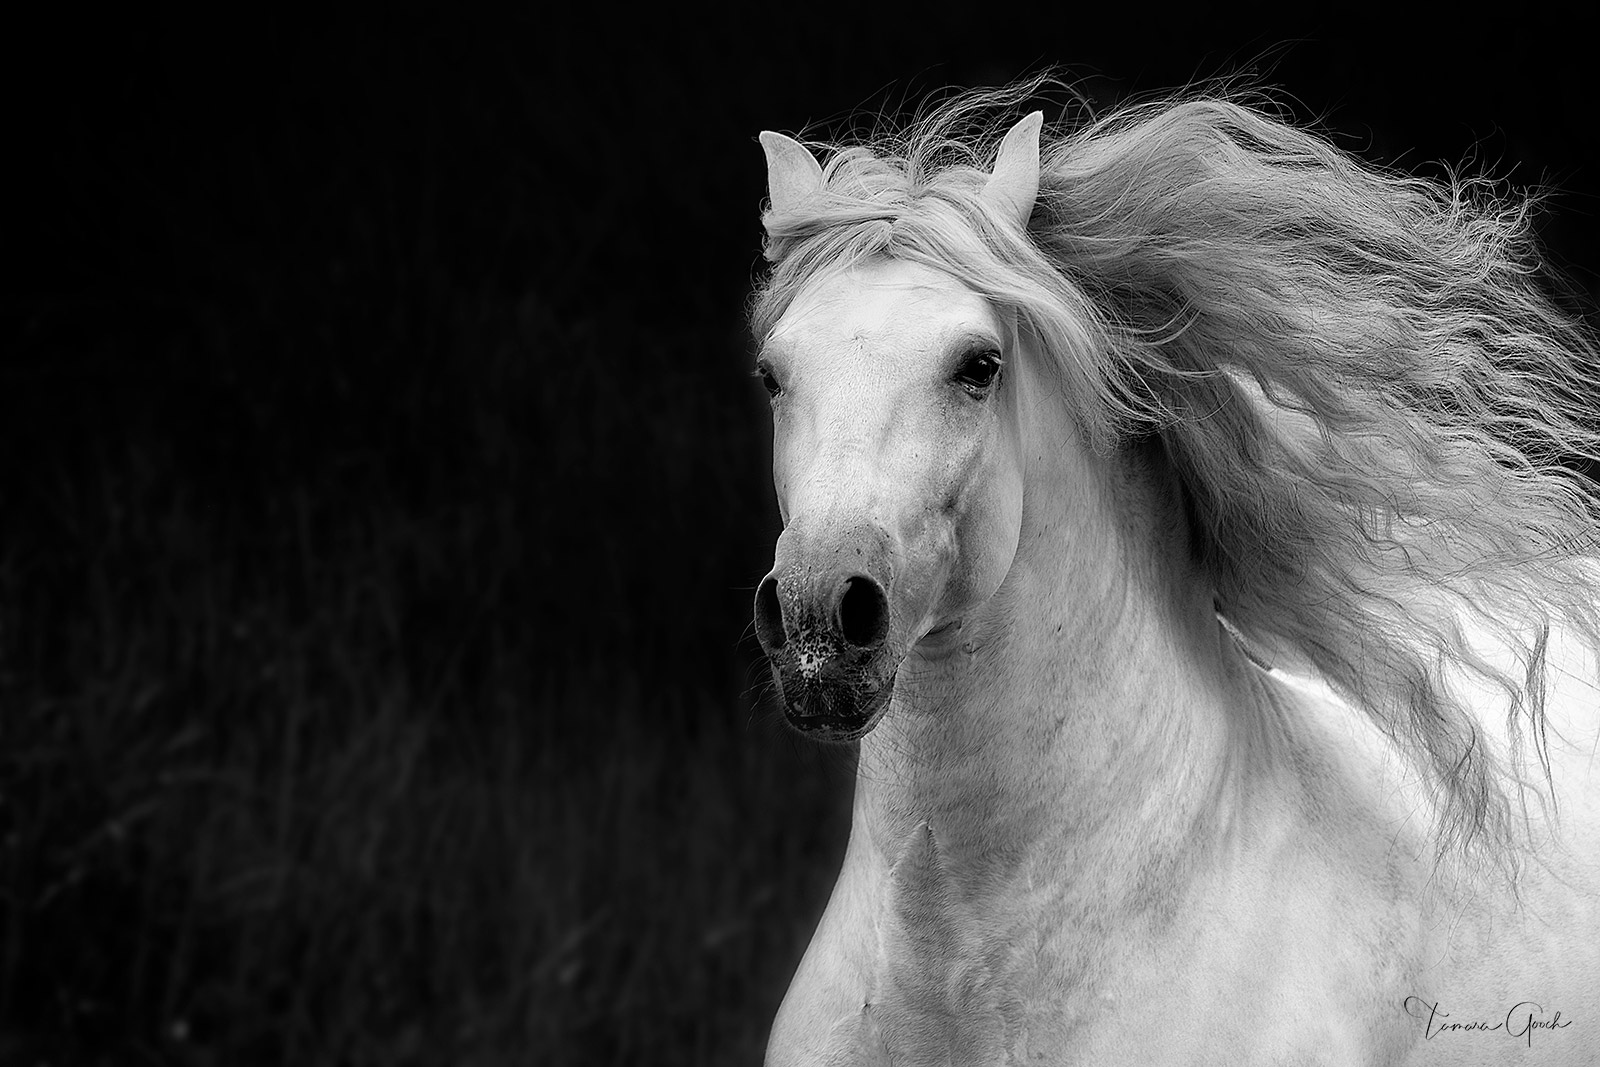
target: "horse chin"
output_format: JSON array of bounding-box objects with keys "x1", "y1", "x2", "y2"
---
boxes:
[{"x1": 779, "y1": 674, "x2": 896, "y2": 742}]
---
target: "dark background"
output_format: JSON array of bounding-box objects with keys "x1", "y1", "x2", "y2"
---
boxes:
[{"x1": 2, "y1": 9, "x2": 1594, "y2": 1065}]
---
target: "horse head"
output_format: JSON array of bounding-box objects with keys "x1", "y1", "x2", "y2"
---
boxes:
[{"x1": 751, "y1": 115, "x2": 1044, "y2": 740}]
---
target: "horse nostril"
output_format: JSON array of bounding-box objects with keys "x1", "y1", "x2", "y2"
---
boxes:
[
  {"x1": 838, "y1": 576, "x2": 889, "y2": 649},
  {"x1": 755, "y1": 576, "x2": 786, "y2": 651}
]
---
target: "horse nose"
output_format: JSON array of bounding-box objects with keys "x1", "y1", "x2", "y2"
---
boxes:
[{"x1": 753, "y1": 571, "x2": 890, "y2": 655}]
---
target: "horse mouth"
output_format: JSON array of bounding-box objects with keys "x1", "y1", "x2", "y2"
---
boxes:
[{"x1": 780, "y1": 676, "x2": 896, "y2": 741}]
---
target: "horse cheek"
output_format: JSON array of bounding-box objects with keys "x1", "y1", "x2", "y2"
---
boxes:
[{"x1": 946, "y1": 449, "x2": 1025, "y2": 615}]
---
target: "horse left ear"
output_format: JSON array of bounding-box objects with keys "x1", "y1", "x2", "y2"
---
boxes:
[
  {"x1": 981, "y1": 111, "x2": 1043, "y2": 231},
  {"x1": 759, "y1": 131, "x2": 825, "y2": 216}
]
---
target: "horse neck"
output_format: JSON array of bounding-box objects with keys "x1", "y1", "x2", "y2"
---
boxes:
[{"x1": 853, "y1": 437, "x2": 1271, "y2": 910}]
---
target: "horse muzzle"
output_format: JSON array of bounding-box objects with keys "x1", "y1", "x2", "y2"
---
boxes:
[{"x1": 754, "y1": 528, "x2": 902, "y2": 740}]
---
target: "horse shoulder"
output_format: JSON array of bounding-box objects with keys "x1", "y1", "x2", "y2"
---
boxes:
[
  {"x1": 765, "y1": 822, "x2": 890, "y2": 1067},
  {"x1": 1396, "y1": 636, "x2": 1600, "y2": 1064},
  {"x1": 1257, "y1": 655, "x2": 1600, "y2": 1066},
  {"x1": 1184, "y1": 693, "x2": 1433, "y2": 1063}
]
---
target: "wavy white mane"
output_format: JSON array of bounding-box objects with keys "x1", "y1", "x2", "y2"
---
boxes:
[{"x1": 751, "y1": 82, "x2": 1600, "y2": 866}]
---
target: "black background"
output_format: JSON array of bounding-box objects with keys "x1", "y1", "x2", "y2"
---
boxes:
[{"x1": 3, "y1": 8, "x2": 1594, "y2": 1065}]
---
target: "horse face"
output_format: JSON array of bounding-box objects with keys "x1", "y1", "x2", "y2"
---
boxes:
[{"x1": 753, "y1": 258, "x2": 1027, "y2": 739}]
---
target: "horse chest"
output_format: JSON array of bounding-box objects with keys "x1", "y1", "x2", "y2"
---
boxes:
[{"x1": 777, "y1": 842, "x2": 1425, "y2": 1065}]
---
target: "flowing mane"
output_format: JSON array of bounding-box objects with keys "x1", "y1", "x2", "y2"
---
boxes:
[{"x1": 751, "y1": 83, "x2": 1600, "y2": 866}]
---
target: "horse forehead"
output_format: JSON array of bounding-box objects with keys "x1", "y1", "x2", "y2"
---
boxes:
[{"x1": 773, "y1": 260, "x2": 1001, "y2": 359}]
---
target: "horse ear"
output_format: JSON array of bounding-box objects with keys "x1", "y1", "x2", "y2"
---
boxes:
[
  {"x1": 759, "y1": 131, "x2": 824, "y2": 215},
  {"x1": 980, "y1": 111, "x2": 1043, "y2": 230}
]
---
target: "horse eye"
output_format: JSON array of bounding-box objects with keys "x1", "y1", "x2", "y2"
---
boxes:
[
  {"x1": 953, "y1": 351, "x2": 1002, "y2": 392},
  {"x1": 755, "y1": 363, "x2": 782, "y2": 397}
]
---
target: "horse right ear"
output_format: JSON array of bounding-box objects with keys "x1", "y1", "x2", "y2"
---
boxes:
[{"x1": 759, "y1": 131, "x2": 824, "y2": 215}]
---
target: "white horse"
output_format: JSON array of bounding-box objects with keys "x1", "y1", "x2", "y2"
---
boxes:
[{"x1": 749, "y1": 88, "x2": 1600, "y2": 1065}]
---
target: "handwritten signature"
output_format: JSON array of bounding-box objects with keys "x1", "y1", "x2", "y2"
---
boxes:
[{"x1": 1403, "y1": 997, "x2": 1574, "y2": 1048}]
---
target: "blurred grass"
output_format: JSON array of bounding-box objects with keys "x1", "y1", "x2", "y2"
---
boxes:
[
  {"x1": 0, "y1": 16, "x2": 858, "y2": 1063},
  {"x1": 0, "y1": 285, "x2": 854, "y2": 1064}
]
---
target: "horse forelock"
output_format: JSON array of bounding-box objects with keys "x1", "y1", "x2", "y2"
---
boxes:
[{"x1": 750, "y1": 79, "x2": 1600, "y2": 874}]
